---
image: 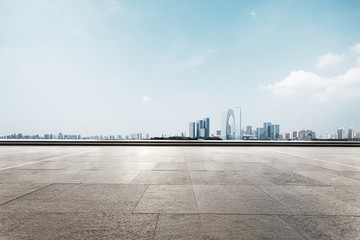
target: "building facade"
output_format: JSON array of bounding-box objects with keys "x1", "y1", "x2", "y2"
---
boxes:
[
  {"x1": 189, "y1": 122, "x2": 195, "y2": 138},
  {"x1": 221, "y1": 107, "x2": 242, "y2": 140}
]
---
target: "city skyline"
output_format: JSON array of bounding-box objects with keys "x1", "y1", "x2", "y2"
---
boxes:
[{"x1": 1, "y1": 1, "x2": 360, "y2": 136}]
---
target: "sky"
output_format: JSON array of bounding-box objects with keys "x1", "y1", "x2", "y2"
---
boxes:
[{"x1": 1, "y1": 0, "x2": 360, "y2": 137}]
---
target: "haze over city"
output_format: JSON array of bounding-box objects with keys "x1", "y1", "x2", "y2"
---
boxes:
[{"x1": 1, "y1": 0, "x2": 360, "y2": 137}]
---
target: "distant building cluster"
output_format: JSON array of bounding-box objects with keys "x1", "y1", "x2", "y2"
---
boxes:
[
  {"x1": 0, "y1": 132, "x2": 151, "y2": 140},
  {"x1": 255, "y1": 122, "x2": 280, "y2": 140},
  {"x1": 189, "y1": 118, "x2": 210, "y2": 138},
  {"x1": 243, "y1": 124, "x2": 318, "y2": 141},
  {"x1": 318, "y1": 127, "x2": 360, "y2": 140}
]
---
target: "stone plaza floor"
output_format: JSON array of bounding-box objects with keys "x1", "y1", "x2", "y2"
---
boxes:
[{"x1": 1, "y1": 145, "x2": 360, "y2": 239}]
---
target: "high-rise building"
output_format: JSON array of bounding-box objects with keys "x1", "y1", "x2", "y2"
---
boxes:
[
  {"x1": 221, "y1": 107, "x2": 242, "y2": 140},
  {"x1": 256, "y1": 127, "x2": 265, "y2": 139},
  {"x1": 190, "y1": 118, "x2": 210, "y2": 138},
  {"x1": 246, "y1": 126, "x2": 252, "y2": 135},
  {"x1": 298, "y1": 130, "x2": 306, "y2": 139},
  {"x1": 292, "y1": 131, "x2": 298, "y2": 139},
  {"x1": 337, "y1": 128, "x2": 345, "y2": 139},
  {"x1": 285, "y1": 132, "x2": 291, "y2": 140},
  {"x1": 189, "y1": 122, "x2": 195, "y2": 138},
  {"x1": 216, "y1": 130, "x2": 221, "y2": 137},
  {"x1": 356, "y1": 131, "x2": 360, "y2": 138},
  {"x1": 196, "y1": 120, "x2": 204, "y2": 137},
  {"x1": 270, "y1": 124, "x2": 280, "y2": 140},
  {"x1": 203, "y1": 118, "x2": 210, "y2": 137},
  {"x1": 263, "y1": 122, "x2": 272, "y2": 139},
  {"x1": 348, "y1": 127, "x2": 355, "y2": 139}
]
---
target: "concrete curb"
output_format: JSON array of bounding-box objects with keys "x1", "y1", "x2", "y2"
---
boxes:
[{"x1": 0, "y1": 140, "x2": 359, "y2": 147}]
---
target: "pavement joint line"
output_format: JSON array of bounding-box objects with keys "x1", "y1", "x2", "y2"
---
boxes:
[
  {"x1": 263, "y1": 148, "x2": 360, "y2": 170},
  {"x1": 277, "y1": 214, "x2": 309, "y2": 240},
  {"x1": 0, "y1": 183, "x2": 52, "y2": 206},
  {"x1": 0, "y1": 150, "x2": 94, "y2": 171},
  {"x1": 152, "y1": 213, "x2": 160, "y2": 239}
]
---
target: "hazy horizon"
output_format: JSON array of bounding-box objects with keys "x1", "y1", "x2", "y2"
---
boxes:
[{"x1": 1, "y1": 0, "x2": 360, "y2": 137}]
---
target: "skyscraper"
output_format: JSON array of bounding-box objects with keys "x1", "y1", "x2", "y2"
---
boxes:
[
  {"x1": 221, "y1": 107, "x2": 242, "y2": 140},
  {"x1": 348, "y1": 127, "x2": 355, "y2": 139},
  {"x1": 270, "y1": 124, "x2": 280, "y2": 140},
  {"x1": 203, "y1": 118, "x2": 210, "y2": 137},
  {"x1": 256, "y1": 127, "x2": 265, "y2": 139},
  {"x1": 196, "y1": 120, "x2": 203, "y2": 137},
  {"x1": 337, "y1": 128, "x2": 345, "y2": 139},
  {"x1": 189, "y1": 122, "x2": 195, "y2": 138},
  {"x1": 263, "y1": 122, "x2": 271, "y2": 139},
  {"x1": 246, "y1": 126, "x2": 252, "y2": 135}
]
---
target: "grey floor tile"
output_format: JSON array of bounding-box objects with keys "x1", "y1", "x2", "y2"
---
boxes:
[
  {"x1": 0, "y1": 212, "x2": 36, "y2": 234},
  {"x1": 82, "y1": 171, "x2": 140, "y2": 184},
  {"x1": 295, "y1": 171, "x2": 360, "y2": 186},
  {"x1": 260, "y1": 186, "x2": 360, "y2": 215},
  {"x1": 151, "y1": 162, "x2": 188, "y2": 171},
  {"x1": 257, "y1": 171, "x2": 327, "y2": 186},
  {"x1": 154, "y1": 214, "x2": 203, "y2": 240},
  {"x1": 2, "y1": 212, "x2": 78, "y2": 240},
  {"x1": 131, "y1": 171, "x2": 191, "y2": 185},
  {"x1": 0, "y1": 183, "x2": 48, "y2": 204},
  {"x1": 201, "y1": 214, "x2": 305, "y2": 240},
  {"x1": 193, "y1": 185, "x2": 292, "y2": 214},
  {"x1": 134, "y1": 185, "x2": 198, "y2": 213},
  {"x1": 51, "y1": 213, "x2": 157, "y2": 240},
  {"x1": 280, "y1": 215, "x2": 360, "y2": 240},
  {"x1": 189, "y1": 171, "x2": 253, "y2": 185}
]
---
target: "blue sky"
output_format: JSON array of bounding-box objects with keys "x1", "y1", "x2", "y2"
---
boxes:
[{"x1": 1, "y1": 0, "x2": 360, "y2": 137}]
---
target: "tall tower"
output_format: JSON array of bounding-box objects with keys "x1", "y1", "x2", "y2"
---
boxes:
[
  {"x1": 221, "y1": 107, "x2": 242, "y2": 140},
  {"x1": 189, "y1": 122, "x2": 195, "y2": 138},
  {"x1": 348, "y1": 127, "x2": 355, "y2": 139}
]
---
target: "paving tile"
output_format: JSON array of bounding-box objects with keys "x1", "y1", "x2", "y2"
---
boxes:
[
  {"x1": 151, "y1": 162, "x2": 188, "y2": 171},
  {"x1": 51, "y1": 213, "x2": 157, "y2": 240},
  {"x1": 189, "y1": 171, "x2": 253, "y2": 185},
  {"x1": 193, "y1": 185, "x2": 292, "y2": 214},
  {"x1": 102, "y1": 162, "x2": 157, "y2": 171},
  {"x1": 260, "y1": 186, "x2": 360, "y2": 215},
  {"x1": 20, "y1": 183, "x2": 79, "y2": 200},
  {"x1": 202, "y1": 162, "x2": 275, "y2": 171},
  {"x1": 14, "y1": 161, "x2": 71, "y2": 170},
  {"x1": 131, "y1": 171, "x2": 191, "y2": 185},
  {"x1": 257, "y1": 171, "x2": 327, "y2": 186},
  {"x1": 154, "y1": 214, "x2": 203, "y2": 240},
  {"x1": 295, "y1": 171, "x2": 360, "y2": 186},
  {"x1": 201, "y1": 214, "x2": 305, "y2": 240},
  {"x1": 134, "y1": 185, "x2": 198, "y2": 213},
  {"x1": 0, "y1": 170, "x2": 93, "y2": 184},
  {"x1": 281, "y1": 215, "x2": 360, "y2": 240},
  {"x1": 0, "y1": 212, "x2": 36, "y2": 234},
  {"x1": 0, "y1": 184, "x2": 148, "y2": 213},
  {"x1": 2, "y1": 212, "x2": 78, "y2": 240},
  {"x1": 242, "y1": 172, "x2": 278, "y2": 186},
  {"x1": 0, "y1": 182, "x2": 48, "y2": 204},
  {"x1": 172, "y1": 156, "x2": 186, "y2": 162},
  {"x1": 82, "y1": 171, "x2": 140, "y2": 184}
]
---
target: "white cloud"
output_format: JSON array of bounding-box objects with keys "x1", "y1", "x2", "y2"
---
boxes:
[
  {"x1": 350, "y1": 43, "x2": 360, "y2": 55},
  {"x1": 316, "y1": 52, "x2": 345, "y2": 68},
  {"x1": 260, "y1": 67, "x2": 360, "y2": 102},
  {"x1": 141, "y1": 96, "x2": 151, "y2": 102},
  {"x1": 249, "y1": 11, "x2": 256, "y2": 18}
]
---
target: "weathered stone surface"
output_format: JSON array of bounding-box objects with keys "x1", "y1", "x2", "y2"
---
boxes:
[
  {"x1": 134, "y1": 185, "x2": 198, "y2": 213},
  {"x1": 201, "y1": 214, "x2": 305, "y2": 240},
  {"x1": 1, "y1": 145, "x2": 360, "y2": 239},
  {"x1": 154, "y1": 214, "x2": 203, "y2": 240}
]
